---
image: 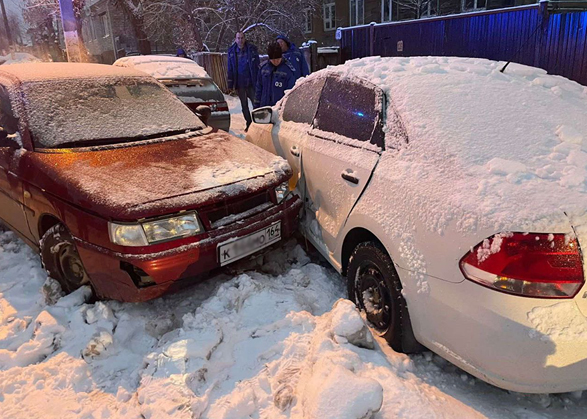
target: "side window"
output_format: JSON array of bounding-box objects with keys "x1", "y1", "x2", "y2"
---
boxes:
[
  {"x1": 282, "y1": 78, "x2": 326, "y2": 124},
  {"x1": 313, "y1": 77, "x2": 384, "y2": 147},
  {"x1": 0, "y1": 86, "x2": 18, "y2": 134}
]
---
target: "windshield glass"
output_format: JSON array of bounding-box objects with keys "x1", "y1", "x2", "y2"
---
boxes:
[{"x1": 21, "y1": 76, "x2": 205, "y2": 148}]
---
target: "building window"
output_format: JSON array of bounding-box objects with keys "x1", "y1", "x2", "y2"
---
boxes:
[
  {"x1": 464, "y1": 0, "x2": 486, "y2": 10},
  {"x1": 303, "y1": 8, "x2": 313, "y2": 33},
  {"x1": 382, "y1": 0, "x2": 392, "y2": 22},
  {"x1": 93, "y1": 13, "x2": 106, "y2": 38},
  {"x1": 350, "y1": 0, "x2": 365, "y2": 26},
  {"x1": 323, "y1": 3, "x2": 336, "y2": 31},
  {"x1": 100, "y1": 13, "x2": 110, "y2": 37}
]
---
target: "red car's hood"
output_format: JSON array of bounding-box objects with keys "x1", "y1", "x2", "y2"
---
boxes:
[{"x1": 24, "y1": 131, "x2": 291, "y2": 220}]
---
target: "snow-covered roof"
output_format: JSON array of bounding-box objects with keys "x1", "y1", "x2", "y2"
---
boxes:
[
  {"x1": 0, "y1": 63, "x2": 150, "y2": 83},
  {"x1": 301, "y1": 56, "x2": 587, "y2": 233},
  {"x1": 113, "y1": 55, "x2": 210, "y2": 80}
]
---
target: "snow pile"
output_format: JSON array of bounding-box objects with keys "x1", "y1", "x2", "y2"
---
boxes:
[
  {"x1": 2, "y1": 228, "x2": 587, "y2": 417},
  {"x1": 0, "y1": 52, "x2": 41, "y2": 65},
  {"x1": 308, "y1": 56, "x2": 587, "y2": 234},
  {"x1": 225, "y1": 93, "x2": 249, "y2": 139},
  {"x1": 114, "y1": 56, "x2": 210, "y2": 80}
]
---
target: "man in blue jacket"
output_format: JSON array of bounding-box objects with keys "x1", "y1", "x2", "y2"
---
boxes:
[
  {"x1": 276, "y1": 35, "x2": 310, "y2": 80},
  {"x1": 227, "y1": 32, "x2": 260, "y2": 131},
  {"x1": 254, "y1": 42, "x2": 296, "y2": 108}
]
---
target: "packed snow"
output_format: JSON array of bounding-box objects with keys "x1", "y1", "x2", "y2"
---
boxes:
[{"x1": 113, "y1": 56, "x2": 211, "y2": 80}]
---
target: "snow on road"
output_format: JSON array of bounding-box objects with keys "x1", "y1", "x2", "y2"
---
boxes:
[{"x1": 1, "y1": 226, "x2": 587, "y2": 419}]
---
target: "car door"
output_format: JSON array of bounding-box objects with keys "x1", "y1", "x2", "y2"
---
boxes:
[
  {"x1": 246, "y1": 77, "x2": 326, "y2": 188},
  {"x1": 0, "y1": 88, "x2": 30, "y2": 237},
  {"x1": 303, "y1": 76, "x2": 385, "y2": 255}
]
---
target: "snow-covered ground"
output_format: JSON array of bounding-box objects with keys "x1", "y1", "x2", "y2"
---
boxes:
[
  {"x1": 225, "y1": 94, "x2": 249, "y2": 139},
  {"x1": 2, "y1": 102, "x2": 587, "y2": 419}
]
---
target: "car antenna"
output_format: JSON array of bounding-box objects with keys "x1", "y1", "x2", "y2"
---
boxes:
[{"x1": 499, "y1": 17, "x2": 546, "y2": 74}]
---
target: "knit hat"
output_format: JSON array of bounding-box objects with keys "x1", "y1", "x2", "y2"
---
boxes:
[{"x1": 267, "y1": 42, "x2": 283, "y2": 59}]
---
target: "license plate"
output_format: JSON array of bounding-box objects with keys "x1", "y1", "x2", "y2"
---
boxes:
[{"x1": 218, "y1": 221, "x2": 281, "y2": 266}]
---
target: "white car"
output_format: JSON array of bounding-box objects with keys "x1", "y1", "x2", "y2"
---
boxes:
[{"x1": 246, "y1": 56, "x2": 587, "y2": 394}]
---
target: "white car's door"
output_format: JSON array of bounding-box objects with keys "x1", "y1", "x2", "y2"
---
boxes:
[
  {"x1": 246, "y1": 77, "x2": 326, "y2": 188},
  {"x1": 303, "y1": 76, "x2": 384, "y2": 256}
]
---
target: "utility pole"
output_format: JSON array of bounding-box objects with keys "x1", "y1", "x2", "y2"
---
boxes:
[
  {"x1": 0, "y1": 0, "x2": 13, "y2": 49},
  {"x1": 58, "y1": 0, "x2": 83, "y2": 62}
]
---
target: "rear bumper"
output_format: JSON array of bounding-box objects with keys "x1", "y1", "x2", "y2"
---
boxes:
[
  {"x1": 76, "y1": 195, "x2": 301, "y2": 302},
  {"x1": 413, "y1": 273, "x2": 587, "y2": 393}
]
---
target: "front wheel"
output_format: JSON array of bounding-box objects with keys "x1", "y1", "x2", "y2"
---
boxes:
[
  {"x1": 40, "y1": 224, "x2": 92, "y2": 295},
  {"x1": 347, "y1": 241, "x2": 420, "y2": 353}
]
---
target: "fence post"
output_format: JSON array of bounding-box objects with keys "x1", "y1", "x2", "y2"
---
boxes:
[
  {"x1": 534, "y1": 0, "x2": 550, "y2": 69},
  {"x1": 369, "y1": 22, "x2": 376, "y2": 56}
]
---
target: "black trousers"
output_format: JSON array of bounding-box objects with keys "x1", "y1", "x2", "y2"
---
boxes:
[{"x1": 238, "y1": 85, "x2": 255, "y2": 127}]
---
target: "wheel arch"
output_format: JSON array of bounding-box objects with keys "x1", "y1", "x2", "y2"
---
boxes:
[
  {"x1": 341, "y1": 227, "x2": 388, "y2": 276},
  {"x1": 38, "y1": 213, "x2": 63, "y2": 240}
]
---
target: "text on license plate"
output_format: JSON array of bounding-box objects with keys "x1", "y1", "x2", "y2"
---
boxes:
[{"x1": 218, "y1": 221, "x2": 281, "y2": 266}]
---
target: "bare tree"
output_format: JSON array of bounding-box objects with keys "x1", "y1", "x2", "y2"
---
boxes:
[{"x1": 138, "y1": 0, "x2": 320, "y2": 53}]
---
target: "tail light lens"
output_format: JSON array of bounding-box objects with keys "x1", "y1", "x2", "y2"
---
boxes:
[
  {"x1": 185, "y1": 101, "x2": 229, "y2": 113},
  {"x1": 460, "y1": 233, "x2": 584, "y2": 298}
]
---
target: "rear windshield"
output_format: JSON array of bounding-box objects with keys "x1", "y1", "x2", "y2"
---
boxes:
[
  {"x1": 162, "y1": 79, "x2": 223, "y2": 104},
  {"x1": 21, "y1": 76, "x2": 205, "y2": 148}
]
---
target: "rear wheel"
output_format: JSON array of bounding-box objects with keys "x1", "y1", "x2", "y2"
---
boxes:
[
  {"x1": 347, "y1": 241, "x2": 421, "y2": 353},
  {"x1": 40, "y1": 224, "x2": 91, "y2": 295}
]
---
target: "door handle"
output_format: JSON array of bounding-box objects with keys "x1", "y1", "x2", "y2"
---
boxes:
[
  {"x1": 290, "y1": 146, "x2": 300, "y2": 157},
  {"x1": 341, "y1": 172, "x2": 359, "y2": 184}
]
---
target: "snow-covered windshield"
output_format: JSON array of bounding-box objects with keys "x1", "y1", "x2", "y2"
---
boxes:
[{"x1": 20, "y1": 76, "x2": 205, "y2": 148}]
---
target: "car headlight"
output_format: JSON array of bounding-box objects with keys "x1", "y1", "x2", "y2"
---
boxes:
[
  {"x1": 108, "y1": 212, "x2": 202, "y2": 246},
  {"x1": 275, "y1": 181, "x2": 290, "y2": 203}
]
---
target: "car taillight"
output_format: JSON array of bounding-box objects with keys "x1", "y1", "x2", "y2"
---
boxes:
[
  {"x1": 202, "y1": 101, "x2": 229, "y2": 112},
  {"x1": 459, "y1": 233, "x2": 584, "y2": 298}
]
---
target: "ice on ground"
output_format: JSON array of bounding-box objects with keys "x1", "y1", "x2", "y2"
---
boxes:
[
  {"x1": 2, "y1": 228, "x2": 587, "y2": 418},
  {"x1": 225, "y1": 93, "x2": 249, "y2": 139}
]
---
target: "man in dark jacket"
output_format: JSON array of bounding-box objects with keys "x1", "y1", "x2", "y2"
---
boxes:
[
  {"x1": 254, "y1": 42, "x2": 296, "y2": 108},
  {"x1": 276, "y1": 35, "x2": 310, "y2": 80},
  {"x1": 227, "y1": 32, "x2": 260, "y2": 131}
]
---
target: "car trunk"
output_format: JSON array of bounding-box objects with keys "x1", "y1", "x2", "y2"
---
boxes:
[{"x1": 22, "y1": 131, "x2": 291, "y2": 221}]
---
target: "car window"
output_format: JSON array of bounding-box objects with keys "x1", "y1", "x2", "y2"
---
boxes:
[
  {"x1": 313, "y1": 76, "x2": 384, "y2": 147},
  {"x1": 0, "y1": 85, "x2": 18, "y2": 134},
  {"x1": 282, "y1": 77, "x2": 326, "y2": 124}
]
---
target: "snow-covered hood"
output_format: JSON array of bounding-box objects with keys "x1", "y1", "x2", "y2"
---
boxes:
[{"x1": 24, "y1": 131, "x2": 291, "y2": 220}]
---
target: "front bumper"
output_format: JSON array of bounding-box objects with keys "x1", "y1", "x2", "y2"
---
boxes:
[
  {"x1": 76, "y1": 195, "x2": 301, "y2": 302},
  {"x1": 409, "y1": 272, "x2": 587, "y2": 394}
]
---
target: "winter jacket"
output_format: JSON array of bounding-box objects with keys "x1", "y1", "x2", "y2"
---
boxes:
[
  {"x1": 227, "y1": 42, "x2": 260, "y2": 90},
  {"x1": 276, "y1": 35, "x2": 310, "y2": 80},
  {"x1": 254, "y1": 58, "x2": 296, "y2": 108}
]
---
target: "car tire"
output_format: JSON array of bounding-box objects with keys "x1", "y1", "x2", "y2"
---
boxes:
[
  {"x1": 40, "y1": 224, "x2": 92, "y2": 295},
  {"x1": 347, "y1": 241, "x2": 421, "y2": 353}
]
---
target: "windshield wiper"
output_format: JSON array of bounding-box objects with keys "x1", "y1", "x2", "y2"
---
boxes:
[{"x1": 40, "y1": 128, "x2": 202, "y2": 149}]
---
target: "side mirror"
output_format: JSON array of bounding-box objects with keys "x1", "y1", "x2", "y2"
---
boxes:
[
  {"x1": 195, "y1": 105, "x2": 212, "y2": 126},
  {"x1": 252, "y1": 107, "x2": 273, "y2": 125}
]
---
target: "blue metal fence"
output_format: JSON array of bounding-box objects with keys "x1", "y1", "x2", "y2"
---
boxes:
[{"x1": 340, "y1": 3, "x2": 587, "y2": 86}]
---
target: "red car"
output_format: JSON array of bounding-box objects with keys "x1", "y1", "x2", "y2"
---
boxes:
[{"x1": 0, "y1": 63, "x2": 301, "y2": 302}]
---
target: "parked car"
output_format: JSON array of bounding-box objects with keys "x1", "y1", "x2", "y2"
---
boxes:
[
  {"x1": 113, "y1": 55, "x2": 230, "y2": 131},
  {"x1": 0, "y1": 63, "x2": 301, "y2": 302},
  {"x1": 246, "y1": 56, "x2": 587, "y2": 394}
]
